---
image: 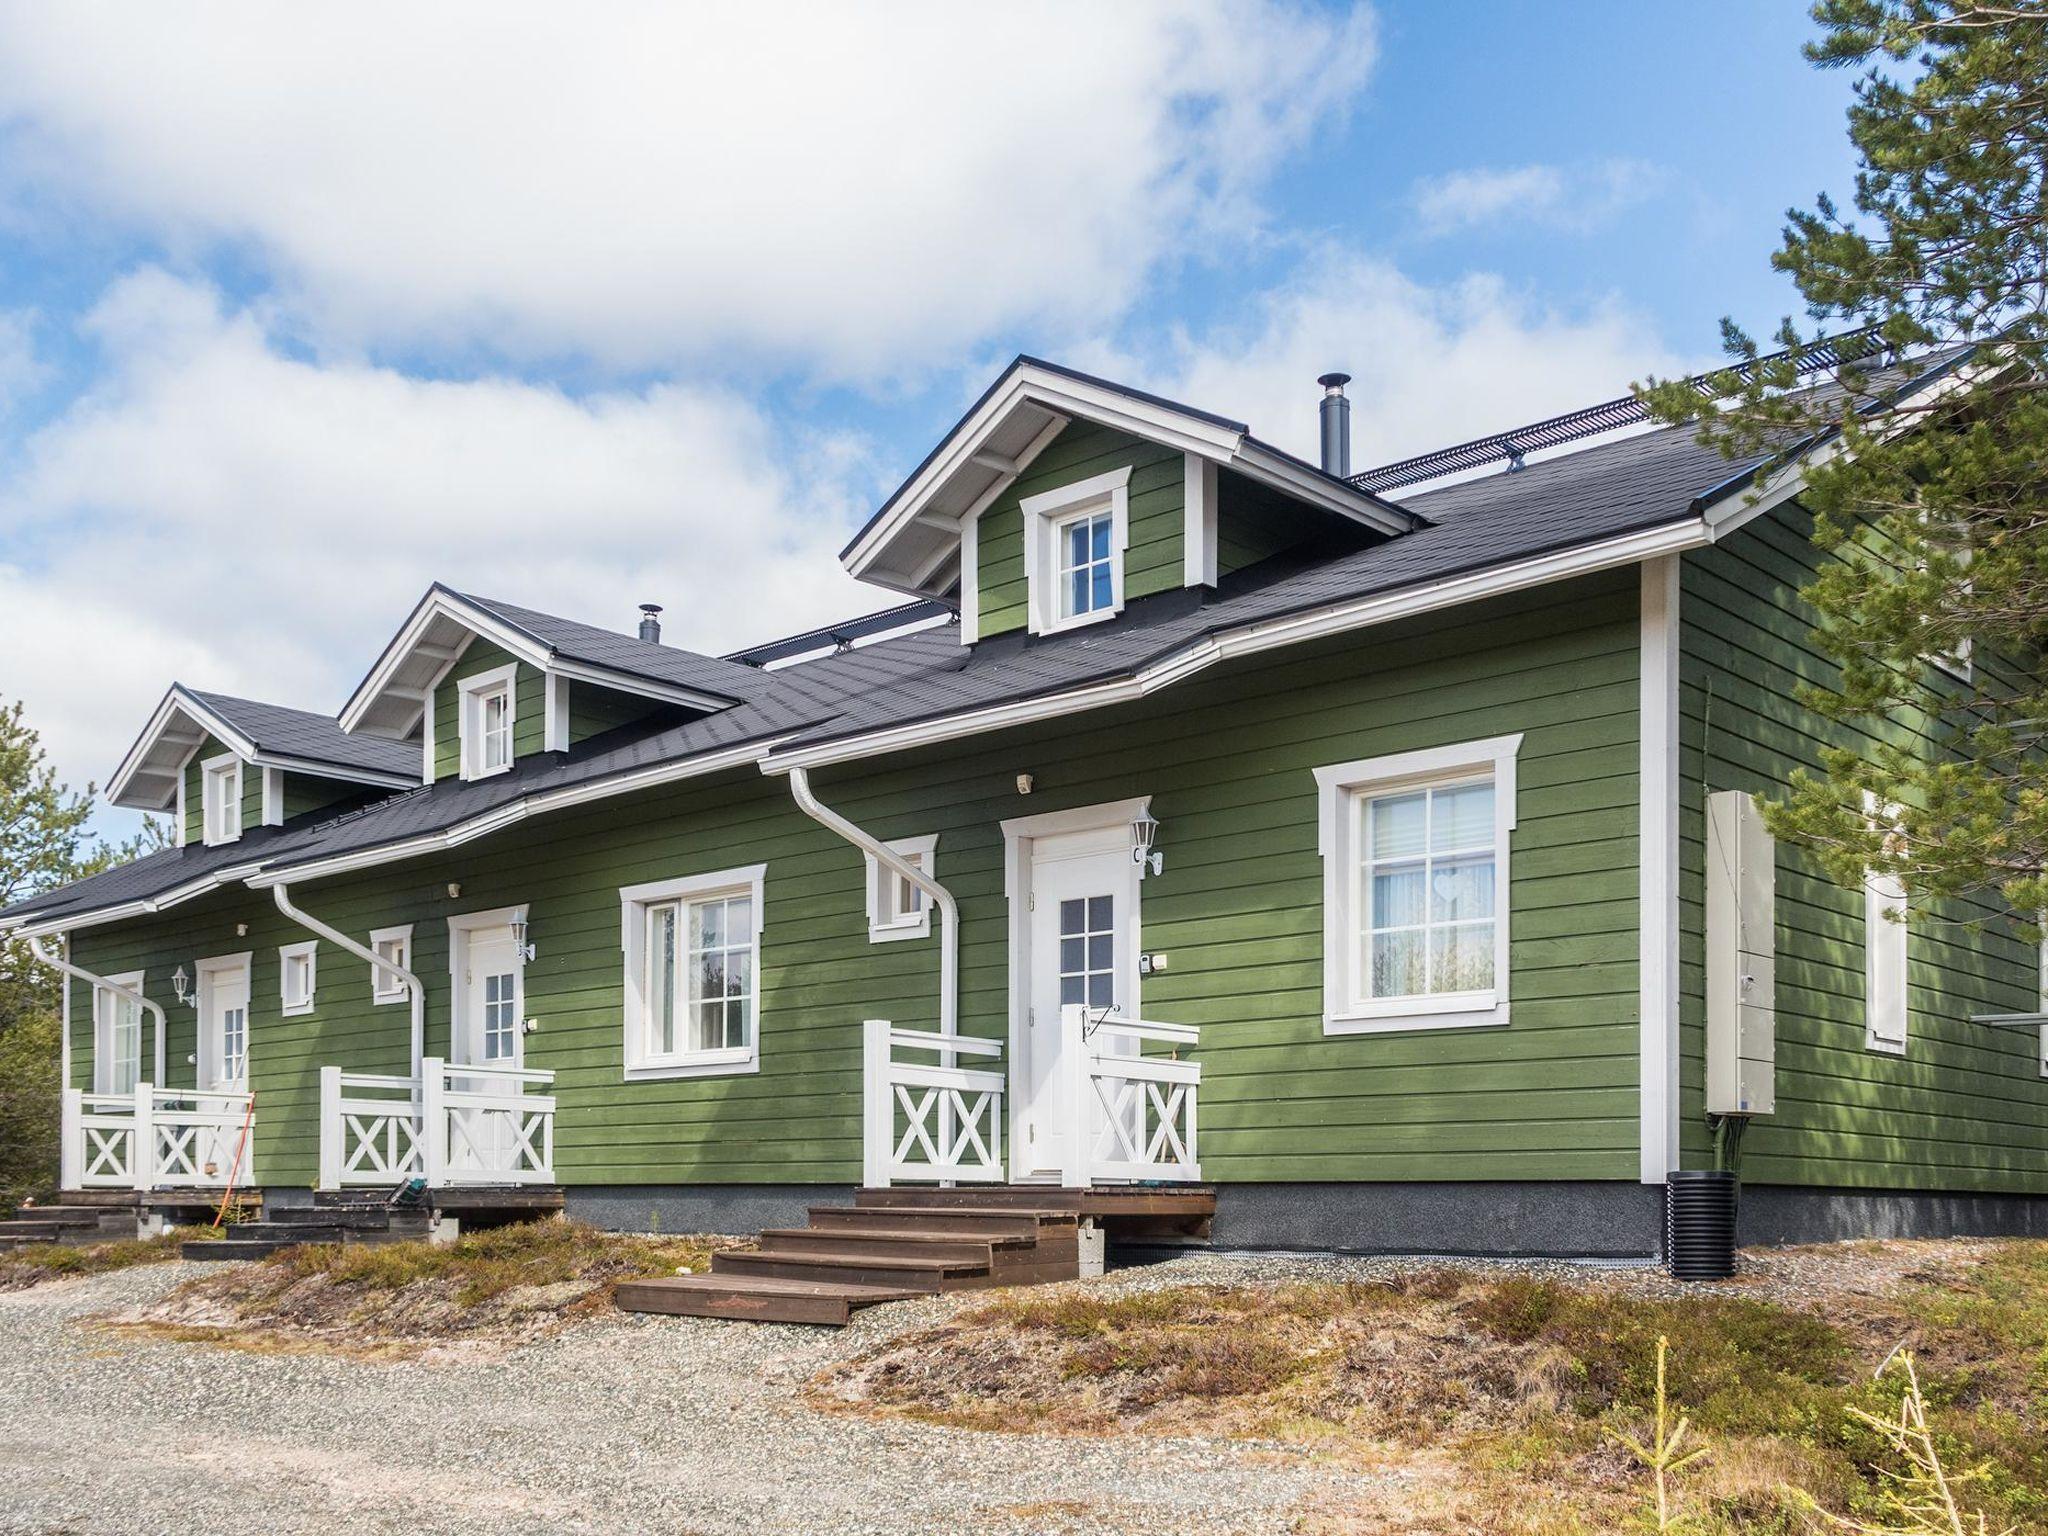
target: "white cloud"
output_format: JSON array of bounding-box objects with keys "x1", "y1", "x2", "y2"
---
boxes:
[
  {"x1": 0, "y1": 270, "x2": 885, "y2": 812},
  {"x1": 1077, "y1": 247, "x2": 1696, "y2": 468},
  {"x1": 1412, "y1": 158, "x2": 1660, "y2": 237},
  {"x1": 0, "y1": 1, "x2": 1377, "y2": 378}
]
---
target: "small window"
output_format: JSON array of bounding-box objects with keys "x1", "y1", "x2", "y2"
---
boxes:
[
  {"x1": 1021, "y1": 465, "x2": 1131, "y2": 635},
  {"x1": 93, "y1": 973, "x2": 145, "y2": 1094},
  {"x1": 619, "y1": 865, "x2": 765, "y2": 1079},
  {"x1": 1315, "y1": 735, "x2": 1521, "y2": 1034},
  {"x1": 459, "y1": 665, "x2": 518, "y2": 780},
  {"x1": 201, "y1": 754, "x2": 242, "y2": 846},
  {"x1": 279, "y1": 940, "x2": 318, "y2": 1016},
  {"x1": 864, "y1": 835, "x2": 938, "y2": 943},
  {"x1": 369, "y1": 924, "x2": 413, "y2": 1005}
]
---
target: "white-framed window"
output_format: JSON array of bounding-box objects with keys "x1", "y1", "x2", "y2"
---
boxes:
[
  {"x1": 279, "y1": 939, "x2": 318, "y2": 1017},
  {"x1": 1021, "y1": 465, "x2": 1131, "y2": 635},
  {"x1": 93, "y1": 972, "x2": 145, "y2": 1095},
  {"x1": 1314, "y1": 734, "x2": 1521, "y2": 1035},
  {"x1": 201, "y1": 753, "x2": 242, "y2": 846},
  {"x1": 1863, "y1": 792, "x2": 1909, "y2": 1055},
  {"x1": 459, "y1": 664, "x2": 518, "y2": 781},
  {"x1": 369, "y1": 924, "x2": 413, "y2": 1005},
  {"x1": 864, "y1": 835, "x2": 937, "y2": 943},
  {"x1": 619, "y1": 864, "x2": 765, "y2": 1080}
]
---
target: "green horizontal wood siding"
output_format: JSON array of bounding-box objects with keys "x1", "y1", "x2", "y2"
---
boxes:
[
  {"x1": 974, "y1": 421, "x2": 1183, "y2": 637},
  {"x1": 1216, "y1": 470, "x2": 1353, "y2": 576},
  {"x1": 570, "y1": 680, "x2": 665, "y2": 744},
  {"x1": 1677, "y1": 502, "x2": 2048, "y2": 1193},
  {"x1": 72, "y1": 572, "x2": 1644, "y2": 1189}
]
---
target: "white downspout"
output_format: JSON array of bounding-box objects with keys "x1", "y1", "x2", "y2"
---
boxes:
[
  {"x1": 787, "y1": 766, "x2": 957, "y2": 1037},
  {"x1": 26, "y1": 932, "x2": 167, "y2": 1086},
  {"x1": 271, "y1": 884, "x2": 425, "y2": 1075}
]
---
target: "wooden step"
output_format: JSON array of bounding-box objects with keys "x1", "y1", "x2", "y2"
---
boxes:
[
  {"x1": 711, "y1": 1247, "x2": 989, "y2": 1292},
  {"x1": 616, "y1": 1274, "x2": 922, "y2": 1327},
  {"x1": 0, "y1": 1221, "x2": 68, "y2": 1243},
  {"x1": 9, "y1": 1206, "x2": 105, "y2": 1228},
  {"x1": 183, "y1": 1237, "x2": 301, "y2": 1260},
  {"x1": 39, "y1": 1191, "x2": 143, "y2": 1209},
  {"x1": 805, "y1": 1204, "x2": 1070, "y2": 1237},
  {"x1": 755, "y1": 1227, "x2": 1014, "y2": 1264}
]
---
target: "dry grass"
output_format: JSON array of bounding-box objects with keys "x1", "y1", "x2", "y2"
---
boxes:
[
  {"x1": 0, "y1": 1229, "x2": 209, "y2": 1290},
  {"x1": 109, "y1": 1217, "x2": 734, "y2": 1357},
  {"x1": 815, "y1": 1241, "x2": 2048, "y2": 1535}
]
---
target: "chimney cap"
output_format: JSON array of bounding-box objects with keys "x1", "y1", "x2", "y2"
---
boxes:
[
  {"x1": 638, "y1": 602, "x2": 663, "y2": 617},
  {"x1": 1317, "y1": 372, "x2": 1352, "y2": 392}
]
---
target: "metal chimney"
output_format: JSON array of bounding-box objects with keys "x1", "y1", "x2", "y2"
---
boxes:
[
  {"x1": 1317, "y1": 373, "x2": 1352, "y2": 477},
  {"x1": 637, "y1": 603, "x2": 663, "y2": 643}
]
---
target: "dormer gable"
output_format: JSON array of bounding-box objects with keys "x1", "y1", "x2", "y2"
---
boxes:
[
  {"x1": 840, "y1": 357, "x2": 1419, "y2": 643},
  {"x1": 107, "y1": 685, "x2": 419, "y2": 847},
  {"x1": 343, "y1": 585, "x2": 769, "y2": 784}
]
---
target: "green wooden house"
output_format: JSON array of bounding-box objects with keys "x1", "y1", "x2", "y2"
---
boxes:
[{"x1": 8, "y1": 352, "x2": 2047, "y2": 1268}]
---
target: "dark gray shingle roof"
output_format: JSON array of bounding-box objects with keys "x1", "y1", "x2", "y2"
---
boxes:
[{"x1": 188, "y1": 691, "x2": 418, "y2": 779}]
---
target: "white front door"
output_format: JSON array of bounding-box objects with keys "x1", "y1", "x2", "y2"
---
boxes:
[
  {"x1": 199, "y1": 962, "x2": 250, "y2": 1092},
  {"x1": 1020, "y1": 827, "x2": 1135, "y2": 1178},
  {"x1": 457, "y1": 927, "x2": 523, "y2": 1072}
]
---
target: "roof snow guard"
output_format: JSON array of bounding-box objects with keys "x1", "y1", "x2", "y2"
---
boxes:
[
  {"x1": 1353, "y1": 329, "x2": 1897, "y2": 495},
  {"x1": 842, "y1": 356, "x2": 1419, "y2": 601}
]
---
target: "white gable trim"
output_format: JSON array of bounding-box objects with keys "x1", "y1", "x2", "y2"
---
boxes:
[{"x1": 1183, "y1": 453, "x2": 1219, "y2": 587}]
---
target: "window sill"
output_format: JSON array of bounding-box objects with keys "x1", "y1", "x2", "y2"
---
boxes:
[
  {"x1": 1865, "y1": 1035, "x2": 1908, "y2": 1057},
  {"x1": 1325, "y1": 998, "x2": 1508, "y2": 1036},
  {"x1": 624, "y1": 1052, "x2": 760, "y2": 1082},
  {"x1": 1035, "y1": 605, "x2": 1121, "y2": 638},
  {"x1": 281, "y1": 1001, "x2": 315, "y2": 1018},
  {"x1": 868, "y1": 918, "x2": 931, "y2": 944},
  {"x1": 202, "y1": 831, "x2": 242, "y2": 848},
  {"x1": 372, "y1": 992, "x2": 406, "y2": 1007},
  {"x1": 460, "y1": 762, "x2": 514, "y2": 783}
]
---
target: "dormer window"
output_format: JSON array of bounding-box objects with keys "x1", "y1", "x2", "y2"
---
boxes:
[
  {"x1": 1023, "y1": 465, "x2": 1131, "y2": 636},
  {"x1": 459, "y1": 664, "x2": 518, "y2": 781},
  {"x1": 201, "y1": 754, "x2": 242, "y2": 845}
]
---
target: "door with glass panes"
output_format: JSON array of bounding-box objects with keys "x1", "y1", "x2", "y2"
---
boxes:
[{"x1": 453, "y1": 924, "x2": 523, "y2": 1173}]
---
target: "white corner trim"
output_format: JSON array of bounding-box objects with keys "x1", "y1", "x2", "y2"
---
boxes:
[
  {"x1": 261, "y1": 766, "x2": 284, "y2": 827},
  {"x1": 1022, "y1": 464, "x2": 1133, "y2": 637},
  {"x1": 864, "y1": 833, "x2": 938, "y2": 943},
  {"x1": 618, "y1": 864, "x2": 766, "y2": 1081},
  {"x1": 958, "y1": 513, "x2": 980, "y2": 645},
  {"x1": 1313, "y1": 733, "x2": 1521, "y2": 1038},
  {"x1": 278, "y1": 938, "x2": 318, "y2": 1016},
  {"x1": 174, "y1": 770, "x2": 187, "y2": 848},
  {"x1": 1183, "y1": 453, "x2": 1218, "y2": 588},
  {"x1": 1638, "y1": 555, "x2": 1681, "y2": 1183},
  {"x1": 544, "y1": 673, "x2": 570, "y2": 753}
]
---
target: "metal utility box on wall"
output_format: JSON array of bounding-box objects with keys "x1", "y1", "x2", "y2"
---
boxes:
[{"x1": 1706, "y1": 790, "x2": 1776, "y2": 1115}]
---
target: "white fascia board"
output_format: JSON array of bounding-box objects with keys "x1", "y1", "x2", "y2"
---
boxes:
[
  {"x1": 1229, "y1": 441, "x2": 1413, "y2": 537},
  {"x1": 244, "y1": 736, "x2": 785, "y2": 888},
  {"x1": 242, "y1": 751, "x2": 421, "y2": 791},
  {"x1": 339, "y1": 589, "x2": 553, "y2": 733},
  {"x1": 766, "y1": 516, "x2": 1711, "y2": 774},
  {"x1": 3, "y1": 863, "x2": 269, "y2": 942},
  {"x1": 106, "y1": 686, "x2": 258, "y2": 810}
]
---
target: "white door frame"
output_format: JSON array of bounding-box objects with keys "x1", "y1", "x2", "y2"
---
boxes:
[
  {"x1": 446, "y1": 904, "x2": 528, "y2": 1068},
  {"x1": 194, "y1": 951, "x2": 253, "y2": 1090},
  {"x1": 1000, "y1": 796, "x2": 1148, "y2": 1180}
]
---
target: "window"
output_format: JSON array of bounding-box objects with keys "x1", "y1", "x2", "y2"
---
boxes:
[
  {"x1": 619, "y1": 864, "x2": 765, "y2": 1079},
  {"x1": 201, "y1": 754, "x2": 242, "y2": 846},
  {"x1": 459, "y1": 664, "x2": 518, "y2": 780},
  {"x1": 279, "y1": 940, "x2": 318, "y2": 1016},
  {"x1": 864, "y1": 835, "x2": 938, "y2": 942},
  {"x1": 93, "y1": 973, "x2": 145, "y2": 1094},
  {"x1": 1021, "y1": 465, "x2": 1131, "y2": 635},
  {"x1": 1314, "y1": 735, "x2": 1521, "y2": 1034},
  {"x1": 1864, "y1": 793, "x2": 1909, "y2": 1054},
  {"x1": 369, "y1": 924, "x2": 413, "y2": 1005}
]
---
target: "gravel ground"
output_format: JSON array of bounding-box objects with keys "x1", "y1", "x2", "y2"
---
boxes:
[{"x1": 0, "y1": 1254, "x2": 1423, "y2": 1536}]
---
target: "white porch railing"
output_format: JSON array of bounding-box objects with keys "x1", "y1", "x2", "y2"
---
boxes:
[
  {"x1": 1063, "y1": 1005, "x2": 1202, "y2": 1186},
  {"x1": 60, "y1": 1085, "x2": 256, "y2": 1191},
  {"x1": 318, "y1": 1057, "x2": 556, "y2": 1190},
  {"x1": 862, "y1": 1021, "x2": 1006, "y2": 1187}
]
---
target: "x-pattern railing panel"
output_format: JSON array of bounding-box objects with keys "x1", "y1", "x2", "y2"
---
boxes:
[
  {"x1": 340, "y1": 1109, "x2": 421, "y2": 1181},
  {"x1": 444, "y1": 1105, "x2": 548, "y2": 1178},
  {"x1": 890, "y1": 1080, "x2": 1002, "y2": 1179},
  {"x1": 81, "y1": 1122, "x2": 134, "y2": 1184}
]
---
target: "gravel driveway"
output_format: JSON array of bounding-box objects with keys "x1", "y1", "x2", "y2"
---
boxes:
[{"x1": 1, "y1": 1256, "x2": 1410, "y2": 1536}]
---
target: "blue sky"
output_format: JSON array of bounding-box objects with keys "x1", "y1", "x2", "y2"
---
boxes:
[{"x1": 0, "y1": 1, "x2": 1859, "y2": 836}]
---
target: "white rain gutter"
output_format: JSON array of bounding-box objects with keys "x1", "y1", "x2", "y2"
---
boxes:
[
  {"x1": 786, "y1": 766, "x2": 958, "y2": 1038},
  {"x1": 271, "y1": 884, "x2": 425, "y2": 1074},
  {"x1": 26, "y1": 933, "x2": 166, "y2": 1086}
]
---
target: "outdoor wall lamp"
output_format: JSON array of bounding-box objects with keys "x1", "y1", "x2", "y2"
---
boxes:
[
  {"x1": 511, "y1": 914, "x2": 536, "y2": 963},
  {"x1": 171, "y1": 964, "x2": 196, "y2": 1007},
  {"x1": 1131, "y1": 806, "x2": 1163, "y2": 878}
]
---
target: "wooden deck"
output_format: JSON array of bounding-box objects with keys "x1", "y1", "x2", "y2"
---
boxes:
[{"x1": 616, "y1": 1185, "x2": 1215, "y2": 1326}]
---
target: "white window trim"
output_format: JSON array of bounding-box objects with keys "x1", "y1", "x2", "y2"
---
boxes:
[
  {"x1": 369, "y1": 924, "x2": 414, "y2": 1005},
  {"x1": 1863, "y1": 792, "x2": 1909, "y2": 1055},
  {"x1": 92, "y1": 970, "x2": 145, "y2": 1095},
  {"x1": 200, "y1": 752, "x2": 243, "y2": 847},
  {"x1": 458, "y1": 663, "x2": 519, "y2": 782},
  {"x1": 279, "y1": 939, "x2": 318, "y2": 1017},
  {"x1": 864, "y1": 834, "x2": 938, "y2": 943},
  {"x1": 1021, "y1": 465, "x2": 1132, "y2": 636},
  {"x1": 618, "y1": 863, "x2": 766, "y2": 1081},
  {"x1": 1314, "y1": 734, "x2": 1522, "y2": 1036}
]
